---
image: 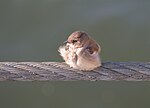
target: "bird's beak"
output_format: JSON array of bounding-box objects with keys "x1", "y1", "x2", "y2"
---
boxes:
[{"x1": 63, "y1": 40, "x2": 68, "y2": 45}]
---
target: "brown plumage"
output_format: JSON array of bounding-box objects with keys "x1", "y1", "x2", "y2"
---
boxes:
[{"x1": 58, "y1": 31, "x2": 101, "y2": 71}]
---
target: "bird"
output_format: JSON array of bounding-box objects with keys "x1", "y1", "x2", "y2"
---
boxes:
[{"x1": 58, "y1": 31, "x2": 101, "y2": 71}]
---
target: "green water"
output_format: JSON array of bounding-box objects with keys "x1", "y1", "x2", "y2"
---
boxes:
[
  {"x1": 1, "y1": 82, "x2": 150, "y2": 108},
  {"x1": 0, "y1": 0, "x2": 150, "y2": 108}
]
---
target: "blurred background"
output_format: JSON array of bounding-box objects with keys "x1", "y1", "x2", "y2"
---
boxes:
[{"x1": 0, "y1": 0, "x2": 150, "y2": 108}]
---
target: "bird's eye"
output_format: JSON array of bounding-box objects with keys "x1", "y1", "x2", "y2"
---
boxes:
[
  {"x1": 72, "y1": 40, "x2": 77, "y2": 43},
  {"x1": 86, "y1": 47, "x2": 93, "y2": 54}
]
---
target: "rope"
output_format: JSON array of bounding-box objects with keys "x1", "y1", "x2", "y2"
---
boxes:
[{"x1": 0, "y1": 62, "x2": 150, "y2": 81}]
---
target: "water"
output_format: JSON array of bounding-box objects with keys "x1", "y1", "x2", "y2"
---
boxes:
[
  {"x1": 0, "y1": 1, "x2": 150, "y2": 108},
  {"x1": 1, "y1": 81, "x2": 150, "y2": 108}
]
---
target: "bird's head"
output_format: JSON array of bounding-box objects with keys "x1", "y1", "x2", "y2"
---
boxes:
[{"x1": 65, "y1": 31, "x2": 90, "y2": 48}]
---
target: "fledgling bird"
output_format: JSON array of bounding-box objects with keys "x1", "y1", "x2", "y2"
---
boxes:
[{"x1": 58, "y1": 31, "x2": 101, "y2": 71}]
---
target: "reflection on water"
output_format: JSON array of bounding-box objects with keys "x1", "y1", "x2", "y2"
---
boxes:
[{"x1": 0, "y1": 1, "x2": 150, "y2": 108}]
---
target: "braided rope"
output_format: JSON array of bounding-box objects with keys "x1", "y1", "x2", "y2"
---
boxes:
[{"x1": 0, "y1": 62, "x2": 150, "y2": 81}]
